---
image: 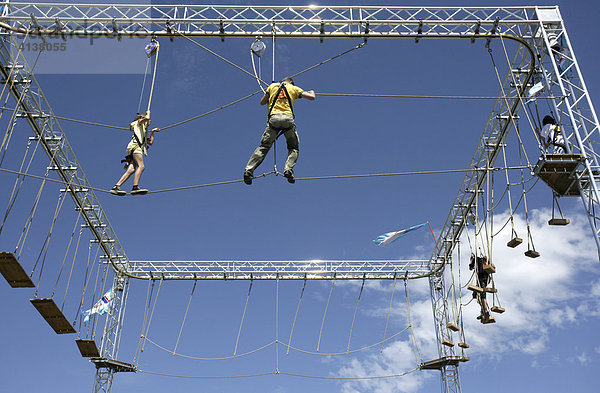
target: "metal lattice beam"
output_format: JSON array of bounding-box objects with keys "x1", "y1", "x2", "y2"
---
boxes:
[{"x1": 126, "y1": 259, "x2": 430, "y2": 280}]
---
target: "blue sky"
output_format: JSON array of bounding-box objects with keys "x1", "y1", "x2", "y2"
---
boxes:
[{"x1": 1, "y1": 1, "x2": 600, "y2": 392}]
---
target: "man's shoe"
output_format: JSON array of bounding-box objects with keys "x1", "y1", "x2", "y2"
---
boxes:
[
  {"x1": 243, "y1": 171, "x2": 253, "y2": 185},
  {"x1": 109, "y1": 185, "x2": 126, "y2": 196},
  {"x1": 131, "y1": 185, "x2": 148, "y2": 195},
  {"x1": 284, "y1": 170, "x2": 295, "y2": 184}
]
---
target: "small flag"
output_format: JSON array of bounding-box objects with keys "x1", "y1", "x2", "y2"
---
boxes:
[
  {"x1": 84, "y1": 290, "x2": 115, "y2": 323},
  {"x1": 373, "y1": 223, "x2": 427, "y2": 246}
]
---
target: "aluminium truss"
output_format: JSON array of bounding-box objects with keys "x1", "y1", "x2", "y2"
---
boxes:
[{"x1": 2, "y1": 4, "x2": 600, "y2": 393}]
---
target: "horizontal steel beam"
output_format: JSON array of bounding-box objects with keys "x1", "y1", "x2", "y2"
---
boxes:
[
  {"x1": 0, "y1": 4, "x2": 559, "y2": 38},
  {"x1": 124, "y1": 259, "x2": 431, "y2": 280}
]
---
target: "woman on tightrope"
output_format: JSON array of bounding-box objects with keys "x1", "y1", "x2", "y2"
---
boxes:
[{"x1": 110, "y1": 110, "x2": 159, "y2": 195}]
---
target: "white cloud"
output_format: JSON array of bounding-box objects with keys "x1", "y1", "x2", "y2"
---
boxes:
[
  {"x1": 577, "y1": 352, "x2": 590, "y2": 364},
  {"x1": 335, "y1": 208, "x2": 600, "y2": 392}
]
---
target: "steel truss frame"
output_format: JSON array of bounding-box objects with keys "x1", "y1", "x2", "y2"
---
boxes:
[
  {"x1": 1, "y1": 4, "x2": 600, "y2": 393},
  {"x1": 126, "y1": 259, "x2": 430, "y2": 280}
]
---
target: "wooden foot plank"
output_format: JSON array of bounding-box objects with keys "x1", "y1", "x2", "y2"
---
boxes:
[
  {"x1": 458, "y1": 342, "x2": 469, "y2": 349},
  {"x1": 548, "y1": 218, "x2": 570, "y2": 226},
  {"x1": 442, "y1": 339, "x2": 454, "y2": 347},
  {"x1": 525, "y1": 250, "x2": 540, "y2": 258},
  {"x1": 491, "y1": 306, "x2": 505, "y2": 314},
  {"x1": 76, "y1": 339, "x2": 100, "y2": 357},
  {"x1": 446, "y1": 322, "x2": 460, "y2": 332},
  {"x1": 481, "y1": 316, "x2": 496, "y2": 324},
  {"x1": 467, "y1": 284, "x2": 484, "y2": 293},
  {"x1": 0, "y1": 252, "x2": 35, "y2": 288},
  {"x1": 507, "y1": 237, "x2": 523, "y2": 248},
  {"x1": 30, "y1": 298, "x2": 76, "y2": 334}
]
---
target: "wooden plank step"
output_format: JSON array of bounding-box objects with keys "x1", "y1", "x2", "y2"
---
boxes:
[
  {"x1": 76, "y1": 339, "x2": 100, "y2": 357},
  {"x1": 458, "y1": 342, "x2": 469, "y2": 349},
  {"x1": 525, "y1": 250, "x2": 540, "y2": 258},
  {"x1": 481, "y1": 316, "x2": 496, "y2": 324},
  {"x1": 491, "y1": 306, "x2": 505, "y2": 313},
  {"x1": 483, "y1": 261, "x2": 496, "y2": 274},
  {"x1": 467, "y1": 284, "x2": 484, "y2": 293},
  {"x1": 460, "y1": 356, "x2": 470, "y2": 362},
  {"x1": 446, "y1": 322, "x2": 460, "y2": 332},
  {"x1": 507, "y1": 237, "x2": 523, "y2": 248},
  {"x1": 548, "y1": 218, "x2": 570, "y2": 226},
  {"x1": 0, "y1": 252, "x2": 35, "y2": 288},
  {"x1": 484, "y1": 287, "x2": 497, "y2": 293},
  {"x1": 442, "y1": 339, "x2": 454, "y2": 347},
  {"x1": 30, "y1": 298, "x2": 76, "y2": 334}
]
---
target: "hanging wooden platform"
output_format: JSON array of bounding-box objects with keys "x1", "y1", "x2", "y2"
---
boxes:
[
  {"x1": 420, "y1": 356, "x2": 462, "y2": 370},
  {"x1": 76, "y1": 339, "x2": 100, "y2": 357},
  {"x1": 481, "y1": 315, "x2": 496, "y2": 324},
  {"x1": 507, "y1": 237, "x2": 523, "y2": 248},
  {"x1": 525, "y1": 250, "x2": 540, "y2": 258},
  {"x1": 0, "y1": 252, "x2": 35, "y2": 288},
  {"x1": 533, "y1": 154, "x2": 584, "y2": 196},
  {"x1": 458, "y1": 342, "x2": 469, "y2": 349},
  {"x1": 548, "y1": 218, "x2": 570, "y2": 226},
  {"x1": 446, "y1": 322, "x2": 460, "y2": 332},
  {"x1": 442, "y1": 339, "x2": 454, "y2": 347},
  {"x1": 483, "y1": 260, "x2": 496, "y2": 274},
  {"x1": 491, "y1": 306, "x2": 505, "y2": 313},
  {"x1": 467, "y1": 284, "x2": 484, "y2": 293},
  {"x1": 484, "y1": 287, "x2": 497, "y2": 293},
  {"x1": 30, "y1": 298, "x2": 76, "y2": 334},
  {"x1": 90, "y1": 358, "x2": 136, "y2": 373}
]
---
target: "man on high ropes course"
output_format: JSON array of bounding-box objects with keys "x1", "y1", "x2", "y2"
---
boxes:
[
  {"x1": 243, "y1": 77, "x2": 316, "y2": 185},
  {"x1": 538, "y1": 114, "x2": 567, "y2": 154},
  {"x1": 110, "y1": 110, "x2": 160, "y2": 195}
]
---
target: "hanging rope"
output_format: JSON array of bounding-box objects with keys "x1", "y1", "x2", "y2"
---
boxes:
[
  {"x1": 347, "y1": 276, "x2": 365, "y2": 353},
  {"x1": 316, "y1": 277, "x2": 335, "y2": 352},
  {"x1": 381, "y1": 273, "x2": 397, "y2": 352},
  {"x1": 32, "y1": 190, "x2": 69, "y2": 298},
  {"x1": 137, "y1": 56, "x2": 151, "y2": 115},
  {"x1": 146, "y1": 40, "x2": 160, "y2": 113},
  {"x1": 0, "y1": 139, "x2": 39, "y2": 237},
  {"x1": 234, "y1": 278, "x2": 253, "y2": 356},
  {"x1": 61, "y1": 225, "x2": 83, "y2": 310},
  {"x1": 145, "y1": 336, "x2": 275, "y2": 361},
  {"x1": 145, "y1": 326, "x2": 410, "y2": 360},
  {"x1": 404, "y1": 277, "x2": 422, "y2": 366},
  {"x1": 134, "y1": 277, "x2": 155, "y2": 366},
  {"x1": 138, "y1": 367, "x2": 419, "y2": 381},
  {"x1": 51, "y1": 212, "x2": 81, "y2": 299},
  {"x1": 286, "y1": 278, "x2": 307, "y2": 355},
  {"x1": 173, "y1": 279, "x2": 197, "y2": 355},
  {"x1": 140, "y1": 277, "x2": 164, "y2": 354},
  {"x1": 74, "y1": 241, "x2": 100, "y2": 330}
]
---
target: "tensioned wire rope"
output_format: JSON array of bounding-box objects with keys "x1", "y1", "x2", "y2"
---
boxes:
[
  {"x1": 0, "y1": 92, "x2": 564, "y2": 133},
  {"x1": 137, "y1": 367, "x2": 420, "y2": 380}
]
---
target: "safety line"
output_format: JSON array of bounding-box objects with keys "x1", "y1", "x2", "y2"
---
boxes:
[
  {"x1": 278, "y1": 368, "x2": 419, "y2": 380},
  {"x1": 143, "y1": 336, "x2": 275, "y2": 361},
  {"x1": 289, "y1": 42, "x2": 365, "y2": 79},
  {"x1": 318, "y1": 92, "x2": 564, "y2": 100},
  {"x1": 137, "y1": 367, "x2": 419, "y2": 380},
  {"x1": 176, "y1": 31, "x2": 269, "y2": 87},
  {"x1": 159, "y1": 90, "x2": 262, "y2": 130},
  {"x1": 138, "y1": 369, "x2": 276, "y2": 379}
]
